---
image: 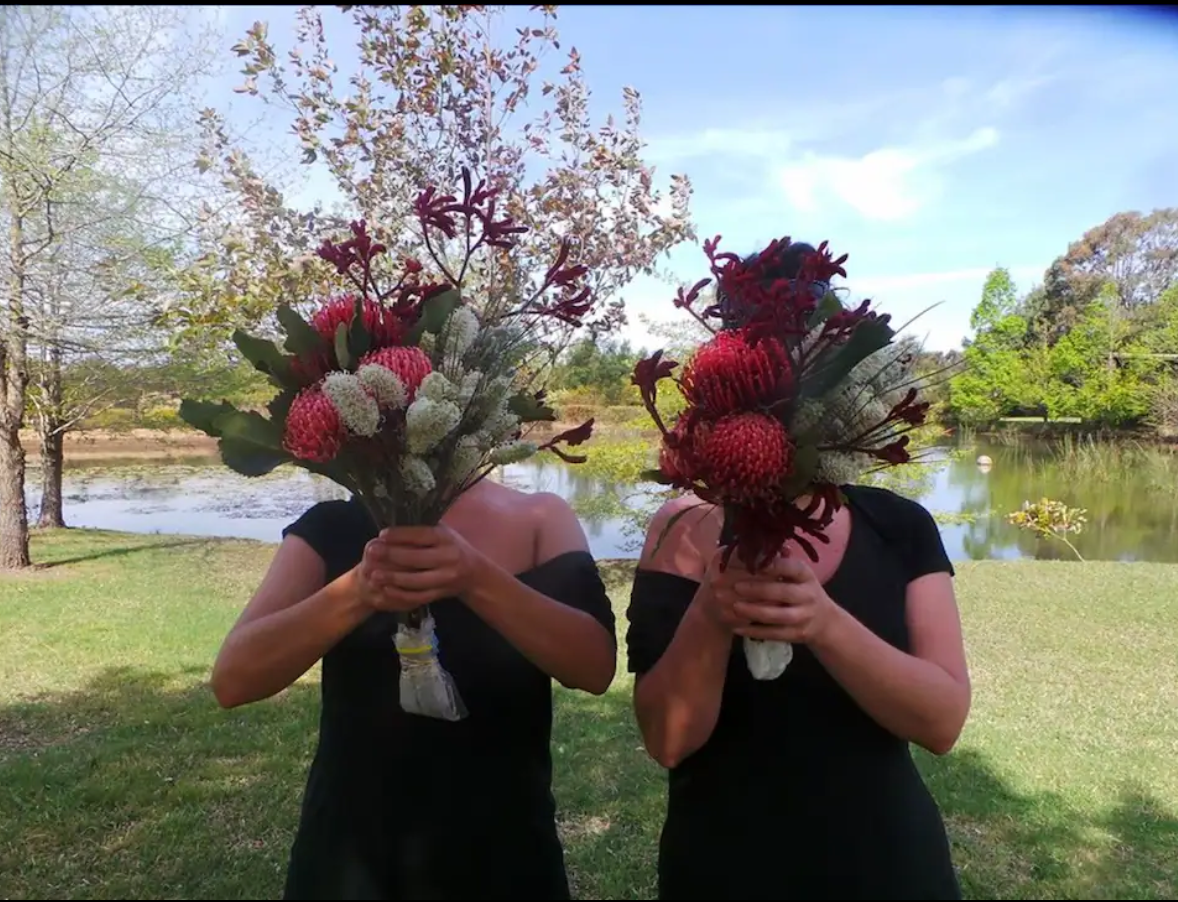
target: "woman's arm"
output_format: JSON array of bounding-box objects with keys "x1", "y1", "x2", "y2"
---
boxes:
[
  {"x1": 631, "y1": 499, "x2": 734, "y2": 769},
  {"x1": 633, "y1": 594, "x2": 731, "y2": 769},
  {"x1": 809, "y1": 572, "x2": 971, "y2": 755},
  {"x1": 459, "y1": 494, "x2": 616, "y2": 696},
  {"x1": 210, "y1": 537, "x2": 371, "y2": 709}
]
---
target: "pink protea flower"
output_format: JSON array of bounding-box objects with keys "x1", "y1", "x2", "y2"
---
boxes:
[
  {"x1": 359, "y1": 346, "x2": 433, "y2": 401},
  {"x1": 698, "y1": 412, "x2": 794, "y2": 503},
  {"x1": 283, "y1": 387, "x2": 345, "y2": 463}
]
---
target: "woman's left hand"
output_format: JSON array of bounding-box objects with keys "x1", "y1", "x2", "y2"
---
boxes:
[
  {"x1": 730, "y1": 554, "x2": 841, "y2": 645},
  {"x1": 378, "y1": 525, "x2": 486, "y2": 606}
]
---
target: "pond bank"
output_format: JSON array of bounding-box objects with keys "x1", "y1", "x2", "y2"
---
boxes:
[{"x1": 22, "y1": 421, "x2": 633, "y2": 463}]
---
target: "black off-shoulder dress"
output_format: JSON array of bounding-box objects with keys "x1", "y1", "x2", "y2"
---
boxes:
[
  {"x1": 278, "y1": 499, "x2": 616, "y2": 900},
  {"x1": 626, "y1": 485, "x2": 962, "y2": 900}
]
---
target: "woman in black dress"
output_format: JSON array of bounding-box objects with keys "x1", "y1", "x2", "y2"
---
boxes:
[
  {"x1": 210, "y1": 479, "x2": 617, "y2": 899},
  {"x1": 626, "y1": 246, "x2": 972, "y2": 900}
]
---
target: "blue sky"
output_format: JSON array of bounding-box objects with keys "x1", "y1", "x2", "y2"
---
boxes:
[{"x1": 205, "y1": 5, "x2": 1178, "y2": 352}]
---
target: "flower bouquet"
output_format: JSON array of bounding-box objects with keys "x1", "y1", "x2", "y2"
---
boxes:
[
  {"x1": 180, "y1": 169, "x2": 597, "y2": 721},
  {"x1": 633, "y1": 237, "x2": 933, "y2": 680}
]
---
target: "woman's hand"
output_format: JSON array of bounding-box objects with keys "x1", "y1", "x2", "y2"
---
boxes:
[
  {"x1": 360, "y1": 525, "x2": 485, "y2": 610},
  {"x1": 696, "y1": 549, "x2": 766, "y2": 631},
  {"x1": 730, "y1": 553, "x2": 841, "y2": 645}
]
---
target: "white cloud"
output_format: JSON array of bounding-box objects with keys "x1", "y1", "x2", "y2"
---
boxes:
[
  {"x1": 647, "y1": 127, "x2": 795, "y2": 163},
  {"x1": 777, "y1": 127, "x2": 1000, "y2": 223}
]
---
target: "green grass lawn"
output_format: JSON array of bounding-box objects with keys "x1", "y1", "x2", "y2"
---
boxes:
[{"x1": 1, "y1": 530, "x2": 1176, "y2": 900}]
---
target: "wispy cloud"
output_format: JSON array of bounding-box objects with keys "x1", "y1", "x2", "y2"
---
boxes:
[{"x1": 777, "y1": 127, "x2": 1000, "y2": 223}]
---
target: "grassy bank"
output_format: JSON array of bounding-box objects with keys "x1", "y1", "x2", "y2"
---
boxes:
[{"x1": 1, "y1": 531, "x2": 1176, "y2": 900}]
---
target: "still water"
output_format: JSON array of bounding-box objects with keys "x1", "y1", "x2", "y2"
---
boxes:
[{"x1": 24, "y1": 439, "x2": 1178, "y2": 563}]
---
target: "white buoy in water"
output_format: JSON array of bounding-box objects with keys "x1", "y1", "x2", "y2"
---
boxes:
[{"x1": 976, "y1": 454, "x2": 992, "y2": 472}]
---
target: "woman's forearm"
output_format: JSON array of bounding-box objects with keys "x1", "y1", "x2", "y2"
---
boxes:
[
  {"x1": 211, "y1": 569, "x2": 371, "y2": 709},
  {"x1": 810, "y1": 605, "x2": 970, "y2": 754},
  {"x1": 461, "y1": 556, "x2": 616, "y2": 695},
  {"x1": 634, "y1": 596, "x2": 732, "y2": 769}
]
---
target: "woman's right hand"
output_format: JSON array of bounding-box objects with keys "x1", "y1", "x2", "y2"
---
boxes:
[
  {"x1": 697, "y1": 548, "x2": 766, "y2": 630},
  {"x1": 354, "y1": 533, "x2": 431, "y2": 614}
]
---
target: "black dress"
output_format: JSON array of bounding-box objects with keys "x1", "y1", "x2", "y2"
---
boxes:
[
  {"x1": 626, "y1": 485, "x2": 962, "y2": 900},
  {"x1": 279, "y1": 499, "x2": 616, "y2": 900}
]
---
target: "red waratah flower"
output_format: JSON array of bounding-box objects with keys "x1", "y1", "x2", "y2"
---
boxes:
[
  {"x1": 283, "y1": 387, "x2": 345, "y2": 463},
  {"x1": 680, "y1": 329, "x2": 792, "y2": 417},
  {"x1": 311, "y1": 294, "x2": 404, "y2": 348},
  {"x1": 697, "y1": 412, "x2": 794, "y2": 502},
  {"x1": 289, "y1": 295, "x2": 412, "y2": 384},
  {"x1": 659, "y1": 414, "x2": 701, "y2": 484},
  {"x1": 359, "y1": 346, "x2": 432, "y2": 400}
]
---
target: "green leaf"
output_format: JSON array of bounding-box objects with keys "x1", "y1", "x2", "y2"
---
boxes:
[
  {"x1": 799, "y1": 317, "x2": 894, "y2": 401},
  {"x1": 276, "y1": 304, "x2": 326, "y2": 357},
  {"x1": 220, "y1": 438, "x2": 291, "y2": 477},
  {"x1": 267, "y1": 388, "x2": 297, "y2": 424},
  {"x1": 782, "y1": 443, "x2": 821, "y2": 496},
  {"x1": 213, "y1": 410, "x2": 290, "y2": 478},
  {"x1": 233, "y1": 329, "x2": 292, "y2": 382},
  {"x1": 178, "y1": 399, "x2": 238, "y2": 438},
  {"x1": 508, "y1": 391, "x2": 557, "y2": 423},
  {"x1": 405, "y1": 288, "x2": 462, "y2": 344},
  {"x1": 347, "y1": 294, "x2": 372, "y2": 360},
  {"x1": 806, "y1": 291, "x2": 843, "y2": 330},
  {"x1": 334, "y1": 321, "x2": 352, "y2": 370},
  {"x1": 217, "y1": 409, "x2": 285, "y2": 450}
]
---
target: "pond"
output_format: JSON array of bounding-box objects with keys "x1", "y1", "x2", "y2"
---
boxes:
[{"x1": 23, "y1": 436, "x2": 1178, "y2": 564}]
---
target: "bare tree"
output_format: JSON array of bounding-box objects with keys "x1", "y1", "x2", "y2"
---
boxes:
[{"x1": 0, "y1": 5, "x2": 223, "y2": 566}]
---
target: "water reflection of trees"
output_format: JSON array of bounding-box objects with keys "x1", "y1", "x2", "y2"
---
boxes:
[
  {"x1": 33, "y1": 442, "x2": 1178, "y2": 564},
  {"x1": 30, "y1": 459, "x2": 348, "y2": 521},
  {"x1": 945, "y1": 442, "x2": 1178, "y2": 563}
]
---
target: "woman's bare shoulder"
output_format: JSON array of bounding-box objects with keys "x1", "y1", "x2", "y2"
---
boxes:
[{"x1": 640, "y1": 494, "x2": 720, "y2": 580}]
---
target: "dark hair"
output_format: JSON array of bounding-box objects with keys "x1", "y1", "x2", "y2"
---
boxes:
[
  {"x1": 749, "y1": 240, "x2": 818, "y2": 282},
  {"x1": 717, "y1": 240, "x2": 827, "y2": 328}
]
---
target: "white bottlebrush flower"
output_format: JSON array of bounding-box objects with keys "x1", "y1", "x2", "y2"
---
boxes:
[
  {"x1": 489, "y1": 440, "x2": 537, "y2": 466},
  {"x1": 418, "y1": 371, "x2": 457, "y2": 404},
  {"x1": 418, "y1": 332, "x2": 437, "y2": 355},
  {"x1": 479, "y1": 399, "x2": 520, "y2": 444},
  {"x1": 449, "y1": 434, "x2": 484, "y2": 484},
  {"x1": 405, "y1": 397, "x2": 462, "y2": 455},
  {"x1": 850, "y1": 343, "x2": 915, "y2": 406},
  {"x1": 400, "y1": 455, "x2": 436, "y2": 497},
  {"x1": 457, "y1": 369, "x2": 483, "y2": 407},
  {"x1": 815, "y1": 450, "x2": 869, "y2": 486},
  {"x1": 444, "y1": 305, "x2": 480, "y2": 358},
  {"x1": 790, "y1": 400, "x2": 827, "y2": 439},
  {"x1": 321, "y1": 372, "x2": 380, "y2": 437},
  {"x1": 356, "y1": 363, "x2": 407, "y2": 409}
]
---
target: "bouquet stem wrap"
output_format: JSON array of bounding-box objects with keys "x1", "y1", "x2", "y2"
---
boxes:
[
  {"x1": 394, "y1": 611, "x2": 467, "y2": 721},
  {"x1": 359, "y1": 492, "x2": 469, "y2": 723},
  {"x1": 722, "y1": 515, "x2": 794, "y2": 681}
]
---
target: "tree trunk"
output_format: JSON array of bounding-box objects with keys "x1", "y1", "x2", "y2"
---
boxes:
[
  {"x1": 0, "y1": 423, "x2": 30, "y2": 568},
  {"x1": 36, "y1": 420, "x2": 65, "y2": 529},
  {"x1": 0, "y1": 186, "x2": 31, "y2": 568},
  {"x1": 35, "y1": 330, "x2": 66, "y2": 528}
]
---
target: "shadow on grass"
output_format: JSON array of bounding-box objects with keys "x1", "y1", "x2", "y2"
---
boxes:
[
  {"x1": 920, "y1": 748, "x2": 1177, "y2": 900},
  {"x1": 554, "y1": 678, "x2": 1178, "y2": 901},
  {"x1": 2, "y1": 665, "x2": 1173, "y2": 901},
  {"x1": 38, "y1": 537, "x2": 211, "y2": 569},
  {"x1": 554, "y1": 682, "x2": 664, "y2": 901},
  {"x1": 0, "y1": 665, "x2": 319, "y2": 900}
]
